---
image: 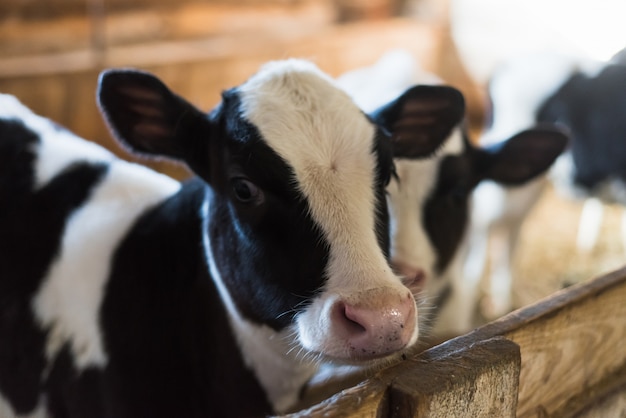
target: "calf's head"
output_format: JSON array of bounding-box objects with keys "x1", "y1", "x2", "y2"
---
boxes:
[
  {"x1": 387, "y1": 125, "x2": 568, "y2": 291},
  {"x1": 97, "y1": 60, "x2": 464, "y2": 363}
]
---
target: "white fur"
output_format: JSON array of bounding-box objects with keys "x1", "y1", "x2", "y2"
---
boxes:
[
  {"x1": 336, "y1": 49, "x2": 441, "y2": 113},
  {"x1": 0, "y1": 394, "x2": 47, "y2": 418},
  {"x1": 199, "y1": 59, "x2": 419, "y2": 412},
  {"x1": 33, "y1": 129, "x2": 114, "y2": 189},
  {"x1": 466, "y1": 53, "x2": 605, "y2": 320},
  {"x1": 465, "y1": 176, "x2": 547, "y2": 320},
  {"x1": 31, "y1": 137, "x2": 180, "y2": 370},
  {"x1": 386, "y1": 160, "x2": 438, "y2": 280},
  {"x1": 467, "y1": 53, "x2": 581, "y2": 319},
  {"x1": 577, "y1": 197, "x2": 605, "y2": 253},
  {"x1": 482, "y1": 52, "x2": 581, "y2": 144},
  {"x1": 0, "y1": 94, "x2": 114, "y2": 188},
  {"x1": 339, "y1": 51, "x2": 476, "y2": 337},
  {"x1": 238, "y1": 59, "x2": 418, "y2": 359},
  {"x1": 339, "y1": 49, "x2": 464, "y2": 287},
  {"x1": 387, "y1": 129, "x2": 465, "y2": 282}
]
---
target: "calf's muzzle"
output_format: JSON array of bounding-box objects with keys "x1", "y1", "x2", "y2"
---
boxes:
[{"x1": 330, "y1": 287, "x2": 417, "y2": 360}]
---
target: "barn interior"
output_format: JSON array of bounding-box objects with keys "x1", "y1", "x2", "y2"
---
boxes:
[
  {"x1": 1, "y1": 0, "x2": 625, "y2": 414},
  {"x1": 2, "y1": 0, "x2": 623, "y2": 321}
]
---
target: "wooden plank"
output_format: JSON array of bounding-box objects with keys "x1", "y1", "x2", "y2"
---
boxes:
[
  {"x1": 287, "y1": 266, "x2": 626, "y2": 417},
  {"x1": 570, "y1": 381, "x2": 626, "y2": 418},
  {"x1": 0, "y1": 18, "x2": 442, "y2": 180},
  {"x1": 281, "y1": 377, "x2": 389, "y2": 418},
  {"x1": 458, "y1": 266, "x2": 626, "y2": 418},
  {"x1": 0, "y1": 0, "x2": 319, "y2": 19},
  {"x1": 387, "y1": 337, "x2": 520, "y2": 417},
  {"x1": 390, "y1": 266, "x2": 626, "y2": 417},
  {"x1": 284, "y1": 337, "x2": 520, "y2": 418},
  {"x1": 558, "y1": 362, "x2": 626, "y2": 417},
  {"x1": 0, "y1": 2, "x2": 334, "y2": 59},
  {"x1": 0, "y1": 18, "x2": 441, "y2": 78}
]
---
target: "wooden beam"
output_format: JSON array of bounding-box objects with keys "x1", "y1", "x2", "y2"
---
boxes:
[
  {"x1": 0, "y1": 18, "x2": 442, "y2": 78},
  {"x1": 286, "y1": 266, "x2": 626, "y2": 417},
  {"x1": 464, "y1": 266, "x2": 626, "y2": 417},
  {"x1": 283, "y1": 377, "x2": 389, "y2": 418},
  {"x1": 387, "y1": 337, "x2": 520, "y2": 417},
  {"x1": 555, "y1": 361, "x2": 626, "y2": 417},
  {"x1": 0, "y1": 2, "x2": 335, "y2": 59},
  {"x1": 0, "y1": 18, "x2": 442, "y2": 180},
  {"x1": 285, "y1": 337, "x2": 520, "y2": 417},
  {"x1": 568, "y1": 381, "x2": 626, "y2": 418}
]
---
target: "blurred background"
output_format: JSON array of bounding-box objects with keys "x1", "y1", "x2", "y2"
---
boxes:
[{"x1": 1, "y1": 0, "x2": 624, "y2": 319}]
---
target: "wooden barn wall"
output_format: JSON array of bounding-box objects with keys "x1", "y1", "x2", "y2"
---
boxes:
[
  {"x1": 0, "y1": 1, "x2": 338, "y2": 57},
  {"x1": 0, "y1": 14, "x2": 443, "y2": 179},
  {"x1": 1, "y1": 0, "x2": 493, "y2": 179}
]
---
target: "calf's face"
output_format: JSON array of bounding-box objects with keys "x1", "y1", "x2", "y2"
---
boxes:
[
  {"x1": 387, "y1": 126, "x2": 568, "y2": 292},
  {"x1": 97, "y1": 60, "x2": 464, "y2": 363}
]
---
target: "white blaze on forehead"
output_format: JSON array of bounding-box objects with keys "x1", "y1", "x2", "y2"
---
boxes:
[
  {"x1": 238, "y1": 59, "x2": 395, "y2": 290},
  {"x1": 336, "y1": 51, "x2": 465, "y2": 280}
]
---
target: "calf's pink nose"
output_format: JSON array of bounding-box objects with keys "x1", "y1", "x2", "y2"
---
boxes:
[{"x1": 332, "y1": 290, "x2": 416, "y2": 360}]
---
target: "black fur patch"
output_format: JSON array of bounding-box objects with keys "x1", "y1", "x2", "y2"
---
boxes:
[
  {"x1": 423, "y1": 134, "x2": 478, "y2": 274},
  {"x1": 206, "y1": 91, "x2": 332, "y2": 329},
  {"x1": 101, "y1": 180, "x2": 272, "y2": 417},
  {"x1": 0, "y1": 118, "x2": 108, "y2": 414},
  {"x1": 537, "y1": 64, "x2": 626, "y2": 191}
]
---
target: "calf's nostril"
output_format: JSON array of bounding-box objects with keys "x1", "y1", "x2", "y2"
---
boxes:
[
  {"x1": 330, "y1": 292, "x2": 417, "y2": 360},
  {"x1": 342, "y1": 303, "x2": 368, "y2": 333}
]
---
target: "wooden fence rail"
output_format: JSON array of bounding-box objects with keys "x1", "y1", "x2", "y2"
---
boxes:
[{"x1": 283, "y1": 265, "x2": 626, "y2": 417}]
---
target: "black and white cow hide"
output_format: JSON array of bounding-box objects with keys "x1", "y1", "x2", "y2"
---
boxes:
[{"x1": 0, "y1": 59, "x2": 466, "y2": 418}]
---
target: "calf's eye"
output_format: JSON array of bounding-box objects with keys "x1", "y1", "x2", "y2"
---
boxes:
[{"x1": 232, "y1": 178, "x2": 263, "y2": 204}]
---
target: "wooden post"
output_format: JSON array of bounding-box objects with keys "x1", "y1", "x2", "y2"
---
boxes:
[
  {"x1": 387, "y1": 337, "x2": 520, "y2": 417},
  {"x1": 284, "y1": 337, "x2": 520, "y2": 417},
  {"x1": 475, "y1": 266, "x2": 626, "y2": 417}
]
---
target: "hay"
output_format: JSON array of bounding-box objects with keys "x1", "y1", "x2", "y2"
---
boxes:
[{"x1": 508, "y1": 185, "x2": 625, "y2": 310}]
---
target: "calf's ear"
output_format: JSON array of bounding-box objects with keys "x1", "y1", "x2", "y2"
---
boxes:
[
  {"x1": 370, "y1": 85, "x2": 465, "y2": 159},
  {"x1": 97, "y1": 69, "x2": 206, "y2": 161},
  {"x1": 480, "y1": 126, "x2": 569, "y2": 185}
]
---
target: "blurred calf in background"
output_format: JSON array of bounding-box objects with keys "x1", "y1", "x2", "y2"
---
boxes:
[
  {"x1": 467, "y1": 49, "x2": 626, "y2": 320},
  {"x1": 338, "y1": 50, "x2": 567, "y2": 339}
]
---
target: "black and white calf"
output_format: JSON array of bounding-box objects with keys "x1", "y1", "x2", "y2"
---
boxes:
[
  {"x1": 338, "y1": 50, "x2": 568, "y2": 336},
  {"x1": 467, "y1": 50, "x2": 626, "y2": 319},
  {"x1": 0, "y1": 59, "x2": 466, "y2": 417}
]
